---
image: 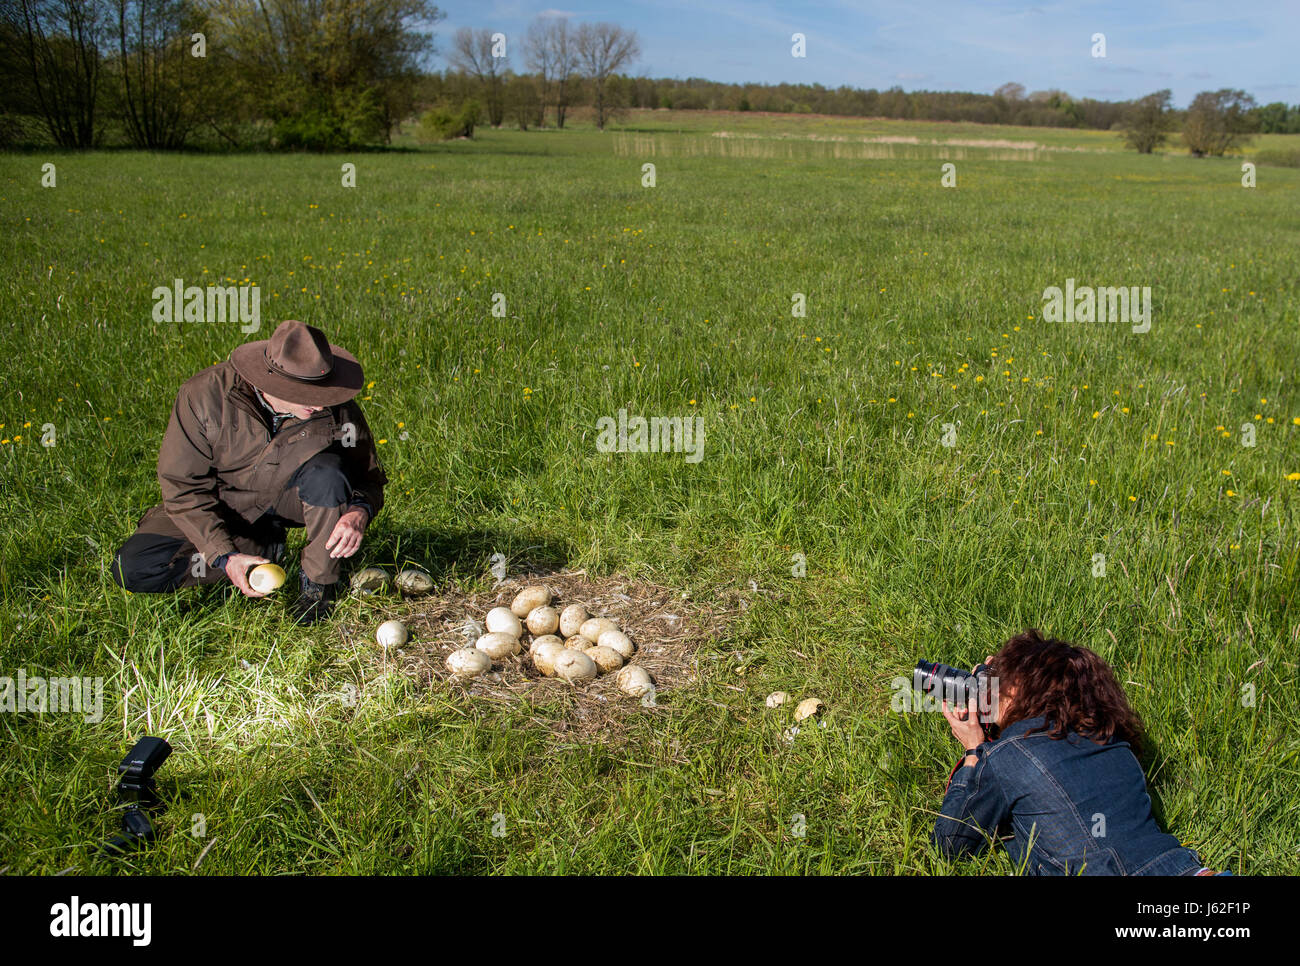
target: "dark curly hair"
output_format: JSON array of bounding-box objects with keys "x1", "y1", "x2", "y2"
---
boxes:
[{"x1": 992, "y1": 628, "x2": 1144, "y2": 753}]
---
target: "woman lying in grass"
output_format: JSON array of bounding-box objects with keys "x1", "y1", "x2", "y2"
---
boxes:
[{"x1": 934, "y1": 628, "x2": 1221, "y2": 875}]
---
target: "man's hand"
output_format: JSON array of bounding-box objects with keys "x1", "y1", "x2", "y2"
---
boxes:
[
  {"x1": 326, "y1": 506, "x2": 368, "y2": 559},
  {"x1": 941, "y1": 694, "x2": 986, "y2": 753},
  {"x1": 225, "y1": 553, "x2": 271, "y2": 597}
]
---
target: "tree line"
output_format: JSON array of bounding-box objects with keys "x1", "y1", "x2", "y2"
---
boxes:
[{"x1": 3, "y1": 3, "x2": 1297, "y2": 153}]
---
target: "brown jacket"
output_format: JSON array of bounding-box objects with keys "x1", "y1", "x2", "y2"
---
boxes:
[{"x1": 157, "y1": 361, "x2": 386, "y2": 564}]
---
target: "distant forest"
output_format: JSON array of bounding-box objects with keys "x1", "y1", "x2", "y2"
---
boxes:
[{"x1": 422, "y1": 70, "x2": 1300, "y2": 135}]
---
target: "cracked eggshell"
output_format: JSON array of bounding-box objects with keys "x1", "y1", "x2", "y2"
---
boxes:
[
  {"x1": 794, "y1": 697, "x2": 824, "y2": 721},
  {"x1": 531, "y1": 640, "x2": 563, "y2": 676},
  {"x1": 579, "y1": 617, "x2": 618, "y2": 641},
  {"x1": 558, "y1": 604, "x2": 589, "y2": 638},
  {"x1": 597, "y1": 630, "x2": 634, "y2": 660},
  {"x1": 446, "y1": 648, "x2": 491, "y2": 679},
  {"x1": 585, "y1": 645, "x2": 624, "y2": 674},
  {"x1": 525, "y1": 606, "x2": 560, "y2": 636},
  {"x1": 553, "y1": 648, "x2": 597, "y2": 683},
  {"x1": 511, "y1": 585, "x2": 552, "y2": 618},
  {"x1": 476, "y1": 632, "x2": 521, "y2": 659},
  {"x1": 485, "y1": 606, "x2": 523, "y2": 638},
  {"x1": 375, "y1": 620, "x2": 408, "y2": 648},
  {"x1": 765, "y1": 691, "x2": 789, "y2": 709},
  {"x1": 616, "y1": 665, "x2": 653, "y2": 697}
]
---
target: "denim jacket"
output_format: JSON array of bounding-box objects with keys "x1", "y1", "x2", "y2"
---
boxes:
[{"x1": 934, "y1": 716, "x2": 1202, "y2": 875}]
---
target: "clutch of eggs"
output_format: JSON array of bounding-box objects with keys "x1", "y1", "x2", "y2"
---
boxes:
[{"x1": 466, "y1": 586, "x2": 651, "y2": 695}]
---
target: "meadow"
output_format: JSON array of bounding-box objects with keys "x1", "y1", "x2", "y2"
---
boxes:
[{"x1": 1, "y1": 110, "x2": 1298, "y2": 874}]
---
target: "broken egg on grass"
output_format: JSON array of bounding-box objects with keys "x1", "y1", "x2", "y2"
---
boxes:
[
  {"x1": 476, "y1": 632, "x2": 521, "y2": 660},
  {"x1": 446, "y1": 647, "x2": 492, "y2": 679},
  {"x1": 510, "y1": 585, "x2": 552, "y2": 618},
  {"x1": 375, "y1": 620, "x2": 408, "y2": 648},
  {"x1": 485, "y1": 606, "x2": 523, "y2": 638},
  {"x1": 247, "y1": 563, "x2": 286, "y2": 594},
  {"x1": 765, "y1": 691, "x2": 789, "y2": 709},
  {"x1": 794, "y1": 698, "x2": 824, "y2": 721}
]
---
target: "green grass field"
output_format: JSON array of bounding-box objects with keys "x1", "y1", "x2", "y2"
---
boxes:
[{"x1": 2, "y1": 110, "x2": 1298, "y2": 874}]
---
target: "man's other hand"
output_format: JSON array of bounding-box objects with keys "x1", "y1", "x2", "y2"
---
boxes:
[{"x1": 326, "y1": 507, "x2": 368, "y2": 559}]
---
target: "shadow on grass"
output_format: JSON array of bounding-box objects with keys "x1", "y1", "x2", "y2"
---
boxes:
[{"x1": 355, "y1": 524, "x2": 574, "y2": 585}]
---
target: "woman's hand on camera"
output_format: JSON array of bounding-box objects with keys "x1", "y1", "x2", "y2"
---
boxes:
[{"x1": 942, "y1": 695, "x2": 986, "y2": 750}]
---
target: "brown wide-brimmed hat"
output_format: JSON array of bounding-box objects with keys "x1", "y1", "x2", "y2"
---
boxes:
[{"x1": 230, "y1": 320, "x2": 364, "y2": 406}]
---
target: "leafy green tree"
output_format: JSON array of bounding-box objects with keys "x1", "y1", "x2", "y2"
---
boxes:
[
  {"x1": 1183, "y1": 89, "x2": 1257, "y2": 156},
  {"x1": 1121, "y1": 89, "x2": 1173, "y2": 154},
  {"x1": 208, "y1": 0, "x2": 441, "y2": 147}
]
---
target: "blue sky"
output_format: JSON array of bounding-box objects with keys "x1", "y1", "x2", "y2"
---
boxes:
[{"x1": 433, "y1": 1, "x2": 1299, "y2": 107}]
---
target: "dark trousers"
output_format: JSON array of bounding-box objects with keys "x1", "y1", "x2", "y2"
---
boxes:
[{"x1": 112, "y1": 452, "x2": 355, "y2": 592}]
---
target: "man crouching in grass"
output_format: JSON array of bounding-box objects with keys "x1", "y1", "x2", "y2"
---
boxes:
[{"x1": 111, "y1": 320, "x2": 386, "y2": 625}]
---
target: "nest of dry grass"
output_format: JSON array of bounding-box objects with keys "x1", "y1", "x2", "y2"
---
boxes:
[{"x1": 348, "y1": 570, "x2": 736, "y2": 741}]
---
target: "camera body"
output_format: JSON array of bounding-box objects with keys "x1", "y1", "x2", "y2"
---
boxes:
[{"x1": 912, "y1": 660, "x2": 999, "y2": 735}]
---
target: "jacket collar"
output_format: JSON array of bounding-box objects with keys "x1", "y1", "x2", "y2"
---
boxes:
[
  {"x1": 997, "y1": 716, "x2": 1049, "y2": 739},
  {"x1": 227, "y1": 368, "x2": 333, "y2": 431}
]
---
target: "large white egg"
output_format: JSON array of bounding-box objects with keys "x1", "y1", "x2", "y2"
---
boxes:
[
  {"x1": 616, "y1": 665, "x2": 653, "y2": 697},
  {"x1": 526, "y1": 606, "x2": 560, "y2": 636},
  {"x1": 376, "y1": 620, "x2": 408, "y2": 648},
  {"x1": 511, "y1": 585, "x2": 552, "y2": 618},
  {"x1": 585, "y1": 645, "x2": 624, "y2": 674},
  {"x1": 558, "y1": 604, "x2": 589, "y2": 638},
  {"x1": 446, "y1": 648, "x2": 491, "y2": 679},
  {"x1": 394, "y1": 568, "x2": 434, "y2": 595},
  {"x1": 597, "y1": 629, "x2": 634, "y2": 660},
  {"x1": 531, "y1": 640, "x2": 564, "y2": 676},
  {"x1": 529, "y1": 634, "x2": 564, "y2": 653},
  {"x1": 485, "y1": 606, "x2": 523, "y2": 638},
  {"x1": 580, "y1": 617, "x2": 618, "y2": 641},
  {"x1": 553, "y1": 648, "x2": 597, "y2": 683},
  {"x1": 349, "y1": 566, "x2": 389, "y2": 595},
  {"x1": 476, "y1": 632, "x2": 521, "y2": 659}
]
